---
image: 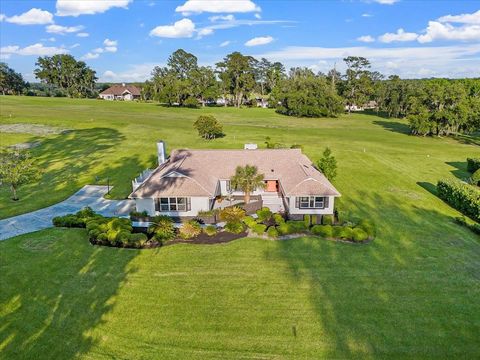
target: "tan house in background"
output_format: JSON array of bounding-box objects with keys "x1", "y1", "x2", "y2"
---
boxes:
[{"x1": 99, "y1": 83, "x2": 141, "y2": 101}]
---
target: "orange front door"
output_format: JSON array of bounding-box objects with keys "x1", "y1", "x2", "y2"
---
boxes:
[{"x1": 266, "y1": 180, "x2": 277, "y2": 192}]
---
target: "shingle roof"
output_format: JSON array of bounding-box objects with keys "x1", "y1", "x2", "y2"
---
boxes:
[
  {"x1": 129, "y1": 149, "x2": 341, "y2": 198},
  {"x1": 100, "y1": 84, "x2": 141, "y2": 96}
]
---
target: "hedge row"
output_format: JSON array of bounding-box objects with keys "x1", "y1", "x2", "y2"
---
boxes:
[
  {"x1": 437, "y1": 179, "x2": 480, "y2": 222},
  {"x1": 467, "y1": 158, "x2": 480, "y2": 173}
]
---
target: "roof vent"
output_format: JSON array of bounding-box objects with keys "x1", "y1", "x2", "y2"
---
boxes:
[{"x1": 244, "y1": 143, "x2": 258, "y2": 150}]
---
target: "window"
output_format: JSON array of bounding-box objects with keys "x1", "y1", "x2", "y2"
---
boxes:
[
  {"x1": 296, "y1": 196, "x2": 328, "y2": 209},
  {"x1": 155, "y1": 197, "x2": 191, "y2": 212}
]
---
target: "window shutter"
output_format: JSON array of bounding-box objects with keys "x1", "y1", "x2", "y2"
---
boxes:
[
  {"x1": 324, "y1": 197, "x2": 329, "y2": 209},
  {"x1": 295, "y1": 197, "x2": 300, "y2": 208},
  {"x1": 187, "y1": 198, "x2": 191, "y2": 211},
  {"x1": 155, "y1": 198, "x2": 159, "y2": 212}
]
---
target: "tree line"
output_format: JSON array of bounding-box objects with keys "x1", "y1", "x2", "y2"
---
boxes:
[{"x1": 1, "y1": 50, "x2": 479, "y2": 136}]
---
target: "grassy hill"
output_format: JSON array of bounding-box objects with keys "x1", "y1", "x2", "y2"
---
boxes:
[{"x1": 0, "y1": 96, "x2": 479, "y2": 358}]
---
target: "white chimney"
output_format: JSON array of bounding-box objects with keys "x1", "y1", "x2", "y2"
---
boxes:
[
  {"x1": 244, "y1": 143, "x2": 258, "y2": 150},
  {"x1": 157, "y1": 141, "x2": 167, "y2": 165}
]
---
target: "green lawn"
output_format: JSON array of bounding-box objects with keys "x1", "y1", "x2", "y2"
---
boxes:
[{"x1": 0, "y1": 96, "x2": 479, "y2": 358}]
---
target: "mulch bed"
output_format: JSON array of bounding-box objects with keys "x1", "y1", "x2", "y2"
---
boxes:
[{"x1": 165, "y1": 230, "x2": 248, "y2": 246}]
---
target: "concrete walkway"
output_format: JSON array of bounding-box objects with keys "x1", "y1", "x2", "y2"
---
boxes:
[{"x1": 0, "y1": 185, "x2": 135, "y2": 241}]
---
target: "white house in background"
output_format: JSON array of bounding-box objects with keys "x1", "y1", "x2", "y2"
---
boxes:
[
  {"x1": 129, "y1": 142, "x2": 341, "y2": 221},
  {"x1": 99, "y1": 83, "x2": 141, "y2": 101}
]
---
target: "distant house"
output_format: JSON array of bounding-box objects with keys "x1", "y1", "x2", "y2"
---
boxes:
[
  {"x1": 99, "y1": 83, "x2": 141, "y2": 101},
  {"x1": 129, "y1": 142, "x2": 340, "y2": 221}
]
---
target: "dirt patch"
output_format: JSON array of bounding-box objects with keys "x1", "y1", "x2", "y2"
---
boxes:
[
  {"x1": 166, "y1": 230, "x2": 248, "y2": 245},
  {"x1": 0, "y1": 123, "x2": 70, "y2": 136}
]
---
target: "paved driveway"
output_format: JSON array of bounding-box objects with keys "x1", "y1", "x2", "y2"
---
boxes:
[{"x1": 0, "y1": 185, "x2": 135, "y2": 241}]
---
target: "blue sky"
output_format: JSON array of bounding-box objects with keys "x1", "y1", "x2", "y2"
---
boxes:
[{"x1": 1, "y1": 0, "x2": 479, "y2": 82}]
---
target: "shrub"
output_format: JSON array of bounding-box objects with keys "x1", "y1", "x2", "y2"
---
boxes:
[
  {"x1": 224, "y1": 221, "x2": 245, "y2": 234},
  {"x1": 311, "y1": 225, "x2": 333, "y2": 237},
  {"x1": 242, "y1": 216, "x2": 257, "y2": 228},
  {"x1": 322, "y1": 214, "x2": 334, "y2": 225},
  {"x1": 52, "y1": 214, "x2": 85, "y2": 228},
  {"x1": 352, "y1": 228, "x2": 368, "y2": 242},
  {"x1": 128, "y1": 233, "x2": 148, "y2": 248},
  {"x1": 204, "y1": 225, "x2": 217, "y2": 236},
  {"x1": 219, "y1": 206, "x2": 246, "y2": 223},
  {"x1": 76, "y1": 206, "x2": 95, "y2": 219},
  {"x1": 252, "y1": 223, "x2": 267, "y2": 235},
  {"x1": 286, "y1": 220, "x2": 308, "y2": 233},
  {"x1": 356, "y1": 219, "x2": 376, "y2": 238},
  {"x1": 337, "y1": 226, "x2": 354, "y2": 240},
  {"x1": 303, "y1": 214, "x2": 311, "y2": 227},
  {"x1": 455, "y1": 216, "x2": 480, "y2": 235},
  {"x1": 467, "y1": 158, "x2": 480, "y2": 173},
  {"x1": 148, "y1": 215, "x2": 175, "y2": 241},
  {"x1": 437, "y1": 179, "x2": 480, "y2": 222},
  {"x1": 193, "y1": 114, "x2": 223, "y2": 139},
  {"x1": 472, "y1": 169, "x2": 480, "y2": 186},
  {"x1": 267, "y1": 226, "x2": 279, "y2": 238},
  {"x1": 179, "y1": 220, "x2": 202, "y2": 239},
  {"x1": 273, "y1": 213, "x2": 285, "y2": 225},
  {"x1": 256, "y1": 207, "x2": 272, "y2": 223},
  {"x1": 277, "y1": 223, "x2": 292, "y2": 235}
]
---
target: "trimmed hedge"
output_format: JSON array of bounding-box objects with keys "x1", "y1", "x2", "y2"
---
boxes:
[
  {"x1": 267, "y1": 226, "x2": 279, "y2": 238},
  {"x1": 52, "y1": 206, "x2": 98, "y2": 228},
  {"x1": 322, "y1": 215, "x2": 334, "y2": 225},
  {"x1": 273, "y1": 213, "x2": 285, "y2": 225},
  {"x1": 437, "y1": 179, "x2": 480, "y2": 222},
  {"x1": 311, "y1": 224, "x2": 333, "y2": 237},
  {"x1": 225, "y1": 221, "x2": 245, "y2": 234},
  {"x1": 467, "y1": 158, "x2": 480, "y2": 173},
  {"x1": 242, "y1": 216, "x2": 257, "y2": 228},
  {"x1": 252, "y1": 223, "x2": 267, "y2": 235},
  {"x1": 352, "y1": 228, "x2": 368, "y2": 242}
]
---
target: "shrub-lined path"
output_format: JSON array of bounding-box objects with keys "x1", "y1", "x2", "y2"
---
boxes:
[{"x1": 0, "y1": 185, "x2": 134, "y2": 240}]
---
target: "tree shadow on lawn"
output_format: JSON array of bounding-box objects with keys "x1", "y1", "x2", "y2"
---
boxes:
[
  {"x1": 445, "y1": 161, "x2": 471, "y2": 181},
  {"x1": 373, "y1": 120, "x2": 411, "y2": 135},
  {"x1": 0, "y1": 228, "x2": 139, "y2": 359},
  {"x1": 264, "y1": 191, "x2": 480, "y2": 358}
]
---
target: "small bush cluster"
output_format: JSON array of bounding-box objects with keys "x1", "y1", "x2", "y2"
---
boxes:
[
  {"x1": 179, "y1": 220, "x2": 202, "y2": 239},
  {"x1": 256, "y1": 207, "x2": 273, "y2": 223},
  {"x1": 437, "y1": 179, "x2": 480, "y2": 222},
  {"x1": 52, "y1": 206, "x2": 98, "y2": 228},
  {"x1": 87, "y1": 217, "x2": 149, "y2": 248},
  {"x1": 467, "y1": 158, "x2": 480, "y2": 173},
  {"x1": 204, "y1": 225, "x2": 218, "y2": 236},
  {"x1": 148, "y1": 215, "x2": 176, "y2": 242},
  {"x1": 220, "y1": 206, "x2": 246, "y2": 234}
]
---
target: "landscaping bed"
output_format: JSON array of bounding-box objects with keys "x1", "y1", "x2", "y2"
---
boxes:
[{"x1": 166, "y1": 230, "x2": 248, "y2": 245}]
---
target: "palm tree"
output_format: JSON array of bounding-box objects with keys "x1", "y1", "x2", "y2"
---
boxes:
[{"x1": 230, "y1": 165, "x2": 265, "y2": 204}]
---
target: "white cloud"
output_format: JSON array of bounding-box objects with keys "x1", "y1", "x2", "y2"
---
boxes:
[
  {"x1": 372, "y1": 0, "x2": 399, "y2": 4},
  {"x1": 1, "y1": 43, "x2": 68, "y2": 57},
  {"x1": 150, "y1": 18, "x2": 196, "y2": 38},
  {"x1": 255, "y1": 44, "x2": 480, "y2": 78},
  {"x1": 362, "y1": 13, "x2": 373, "y2": 17},
  {"x1": 245, "y1": 35, "x2": 274, "y2": 47},
  {"x1": 70, "y1": 43, "x2": 80, "y2": 48},
  {"x1": 104, "y1": 38, "x2": 117, "y2": 47},
  {"x1": 99, "y1": 63, "x2": 159, "y2": 82},
  {"x1": 176, "y1": 0, "x2": 261, "y2": 15},
  {"x1": 357, "y1": 35, "x2": 375, "y2": 43},
  {"x1": 82, "y1": 52, "x2": 100, "y2": 60},
  {"x1": 254, "y1": 13, "x2": 261, "y2": 19},
  {"x1": 93, "y1": 48, "x2": 104, "y2": 54},
  {"x1": 105, "y1": 46, "x2": 117, "y2": 52},
  {"x1": 438, "y1": 10, "x2": 480, "y2": 24},
  {"x1": 56, "y1": 0, "x2": 132, "y2": 16},
  {"x1": 220, "y1": 40, "x2": 231, "y2": 47},
  {"x1": 2, "y1": 8, "x2": 53, "y2": 25},
  {"x1": 46, "y1": 24, "x2": 84, "y2": 35},
  {"x1": 209, "y1": 14, "x2": 235, "y2": 22},
  {"x1": 417, "y1": 21, "x2": 480, "y2": 43},
  {"x1": 378, "y1": 28, "x2": 418, "y2": 43},
  {"x1": 197, "y1": 28, "x2": 214, "y2": 38},
  {"x1": 77, "y1": 32, "x2": 89, "y2": 37}
]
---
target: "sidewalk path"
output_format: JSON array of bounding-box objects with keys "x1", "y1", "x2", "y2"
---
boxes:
[{"x1": 0, "y1": 185, "x2": 135, "y2": 241}]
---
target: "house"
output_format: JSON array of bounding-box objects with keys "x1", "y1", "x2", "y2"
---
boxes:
[
  {"x1": 99, "y1": 83, "x2": 141, "y2": 101},
  {"x1": 129, "y1": 142, "x2": 341, "y2": 221}
]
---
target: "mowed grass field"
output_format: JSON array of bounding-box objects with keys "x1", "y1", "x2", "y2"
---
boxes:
[{"x1": 0, "y1": 96, "x2": 479, "y2": 359}]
